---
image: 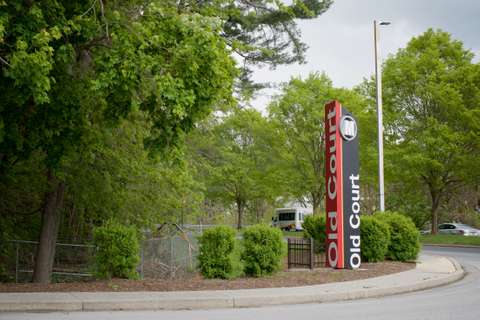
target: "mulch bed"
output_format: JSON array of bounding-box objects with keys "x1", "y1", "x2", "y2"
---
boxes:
[{"x1": 0, "y1": 261, "x2": 414, "y2": 293}]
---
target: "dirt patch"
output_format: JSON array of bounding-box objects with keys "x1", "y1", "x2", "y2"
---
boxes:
[{"x1": 0, "y1": 261, "x2": 414, "y2": 293}]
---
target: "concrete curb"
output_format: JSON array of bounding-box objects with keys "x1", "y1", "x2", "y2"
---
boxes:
[
  {"x1": 0, "y1": 256, "x2": 464, "y2": 312},
  {"x1": 231, "y1": 256, "x2": 465, "y2": 309},
  {"x1": 0, "y1": 293, "x2": 82, "y2": 312}
]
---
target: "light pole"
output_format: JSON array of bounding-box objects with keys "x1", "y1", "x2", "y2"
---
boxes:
[{"x1": 374, "y1": 20, "x2": 390, "y2": 212}]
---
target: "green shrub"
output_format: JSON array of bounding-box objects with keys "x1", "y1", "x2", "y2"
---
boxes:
[
  {"x1": 360, "y1": 216, "x2": 390, "y2": 262},
  {"x1": 302, "y1": 214, "x2": 326, "y2": 253},
  {"x1": 242, "y1": 224, "x2": 285, "y2": 277},
  {"x1": 229, "y1": 241, "x2": 244, "y2": 279},
  {"x1": 198, "y1": 225, "x2": 239, "y2": 279},
  {"x1": 94, "y1": 220, "x2": 140, "y2": 279},
  {"x1": 375, "y1": 211, "x2": 420, "y2": 261}
]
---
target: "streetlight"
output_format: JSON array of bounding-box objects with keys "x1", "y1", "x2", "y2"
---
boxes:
[{"x1": 374, "y1": 20, "x2": 390, "y2": 212}]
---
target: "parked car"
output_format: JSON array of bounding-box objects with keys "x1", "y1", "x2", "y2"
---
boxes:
[{"x1": 438, "y1": 223, "x2": 480, "y2": 236}]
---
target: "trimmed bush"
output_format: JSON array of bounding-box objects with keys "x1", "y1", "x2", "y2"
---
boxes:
[
  {"x1": 94, "y1": 221, "x2": 140, "y2": 279},
  {"x1": 242, "y1": 224, "x2": 285, "y2": 277},
  {"x1": 360, "y1": 215, "x2": 390, "y2": 262},
  {"x1": 198, "y1": 225, "x2": 239, "y2": 279},
  {"x1": 302, "y1": 214, "x2": 326, "y2": 253},
  {"x1": 375, "y1": 211, "x2": 420, "y2": 261}
]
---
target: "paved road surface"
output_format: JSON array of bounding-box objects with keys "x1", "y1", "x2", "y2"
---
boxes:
[{"x1": 1, "y1": 246, "x2": 479, "y2": 320}]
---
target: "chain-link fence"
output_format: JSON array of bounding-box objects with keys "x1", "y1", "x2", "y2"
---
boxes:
[
  {"x1": 8, "y1": 240, "x2": 96, "y2": 283},
  {"x1": 6, "y1": 224, "x2": 253, "y2": 282},
  {"x1": 140, "y1": 233, "x2": 198, "y2": 279},
  {"x1": 7, "y1": 228, "x2": 204, "y2": 282}
]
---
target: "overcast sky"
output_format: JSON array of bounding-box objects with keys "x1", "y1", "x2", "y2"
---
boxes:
[{"x1": 251, "y1": 0, "x2": 480, "y2": 111}]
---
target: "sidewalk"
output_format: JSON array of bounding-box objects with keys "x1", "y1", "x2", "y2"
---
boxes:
[{"x1": 0, "y1": 254, "x2": 464, "y2": 312}]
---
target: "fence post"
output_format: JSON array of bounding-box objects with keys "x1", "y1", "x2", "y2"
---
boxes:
[
  {"x1": 310, "y1": 238, "x2": 314, "y2": 270},
  {"x1": 140, "y1": 244, "x2": 144, "y2": 279},
  {"x1": 15, "y1": 242, "x2": 19, "y2": 283},
  {"x1": 170, "y1": 237, "x2": 174, "y2": 279},
  {"x1": 287, "y1": 238, "x2": 291, "y2": 269}
]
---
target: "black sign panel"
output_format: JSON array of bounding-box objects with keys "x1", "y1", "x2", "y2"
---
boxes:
[{"x1": 340, "y1": 107, "x2": 361, "y2": 269}]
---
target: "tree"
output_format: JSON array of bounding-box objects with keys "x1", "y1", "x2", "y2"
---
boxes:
[
  {"x1": 0, "y1": 1, "x2": 236, "y2": 283},
  {"x1": 176, "y1": 0, "x2": 333, "y2": 90},
  {"x1": 58, "y1": 113, "x2": 204, "y2": 241},
  {"x1": 268, "y1": 73, "x2": 371, "y2": 213},
  {"x1": 382, "y1": 29, "x2": 480, "y2": 234},
  {"x1": 0, "y1": 0, "x2": 332, "y2": 282},
  {"x1": 188, "y1": 109, "x2": 282, "y2": 228}
]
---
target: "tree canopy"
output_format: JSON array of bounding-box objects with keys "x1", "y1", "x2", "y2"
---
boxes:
[
  {"x1": 1, "y1": 0, "x2": 333, "y2": 283},
  {"x1": 382, "y1": 29, "x2": 480, "y2": 233},
  {"x1": 188, "y1": 108, "x2": 283, "y2": 228},
  {"x1": 0, "y1": 0, "x2": 237, "y2": 283},
  {"x1": 269, "y1": 72, "x2": 372, "y2": 213}
]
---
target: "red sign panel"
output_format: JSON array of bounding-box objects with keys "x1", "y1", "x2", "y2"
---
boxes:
[{"x1": 325, "y1": 101, "x2": 344, "y2": 268}]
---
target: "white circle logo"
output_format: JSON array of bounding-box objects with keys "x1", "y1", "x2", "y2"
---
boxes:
[{"x1": 340, "y1": 115, "x2": 357, "y2": 141}]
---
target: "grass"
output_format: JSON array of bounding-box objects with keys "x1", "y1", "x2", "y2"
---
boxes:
[
  {"x1": 282, "y1": 230, "x2": 304, "y2": 238},
  {"x1": 420, "y1": 234, "x2": 480, "y2": 246}
]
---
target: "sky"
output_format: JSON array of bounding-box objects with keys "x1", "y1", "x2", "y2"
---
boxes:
[{"x1": 251, "y1": 0, "x2": 480, "y2": 111}]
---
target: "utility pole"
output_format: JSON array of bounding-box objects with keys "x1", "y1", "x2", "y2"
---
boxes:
[{"x1": 374, "y1": 20, "x2": 390, "y2": 212}]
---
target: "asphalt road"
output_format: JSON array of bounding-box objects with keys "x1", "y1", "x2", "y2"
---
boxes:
[{"x1": 1, "y1": 246, "x2": 479, "y2": 320}]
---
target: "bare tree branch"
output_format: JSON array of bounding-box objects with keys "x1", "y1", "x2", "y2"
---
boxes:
[
  {"x1": 0, "y1": 55, "x2": 11, "y2": 67},
  {"x1": 80, "y1": 0, "x2": 98, "y2": 18}
]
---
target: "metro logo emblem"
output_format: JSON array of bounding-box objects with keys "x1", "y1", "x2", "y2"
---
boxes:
[
  {"x1": 340, "y1": 115, "x2": 357, "y2": 141},
  {"x1": 325, "y1": 101, "x2": 361, "y2": 270}
]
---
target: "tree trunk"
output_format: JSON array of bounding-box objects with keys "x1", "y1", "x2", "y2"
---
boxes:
[
  {"x1": 33, "y1": 170, "x2": 65, "y2": 283},
  {"x1": 430, "y1": 193, "x2": 441, "y2": 235},
  {"x1": 236, "y1": 199, "x2": 244, "y2": 230},
  {"x1": 312, "y1": 192, "x2": 320, "y2": 214}
]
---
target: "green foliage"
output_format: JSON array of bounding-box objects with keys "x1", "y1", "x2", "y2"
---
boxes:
[
  {"x1": 302, "y1": 215, "x2": 326, "y2": 253},
  {"x1": 0, "y1": 216, "x2": 14, "y2": 281},
  {"x1": 382, "y1": 29, "x2": 480, "y2": 233},
  {"x1": 0, "y1": 0, "x2": 331, "y2": 282},
  {"x1": 1, "y1": 2, "x2": 238, "y2": 171},
  {"x1": 375, "y1": 212, "x2": 420, "y2": 262},
  {"x1": 229, "y1": 241, "x2": 245, "y2": 279},
  {"x1": 242, "y1": 224, "x2": 285, "y2": 277},
  {"x1": 58, "y1": 114, "x2": 204, "y2": 237},
  {"x1": 198, "y1": 225, "x2": 239, "y2": 279},
  {"x1": 386, "y1": 184, "x2": 430, "y2": 230},
  {"x1": 188, "y1": 109, "x2": 283, "y2": 228},
  {"x1": 0, "y1": 1, "x2": 237, "y2": 281},
  {"x1": 0, "y1": 152, "x2": 45, "y2": 280},
  {"x1": 197, "y1": 0, "x2": 332, "y2": 66},
  {"x1": 94, "y1": 4, "x2": 237, "y2": 153},
  {"x1": 93, "y1": 221, "x2": 140, "y2": 279},
  {"x1": 185, "y1": 0, "x2": 333, "y2": 94},
  {"x1": 360, "y1": 216, "x2": 390, "y2": 262},
  {"x1": 269, "y1": 72, "x2": 372, "y2": 212}
]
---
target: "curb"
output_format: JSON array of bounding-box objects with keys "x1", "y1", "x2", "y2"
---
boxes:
[
  {"x1": 422, "y1": 243, "x2": 480, "y2": 249},
  {"x1": 230, "y1": 258, "x2": 465, "y2": 309},
  {"x1": 0, "y1": 257, "x2": 465, "y2": 312}
]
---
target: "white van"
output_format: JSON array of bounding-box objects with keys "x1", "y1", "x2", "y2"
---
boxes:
[{"x1": 272, "y1": 207, "x2": 313, "y2": 231}]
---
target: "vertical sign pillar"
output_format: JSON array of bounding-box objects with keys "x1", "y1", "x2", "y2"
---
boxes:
[{"x1": 325, "y1": 100, "x2": 361, "y2": 269}]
